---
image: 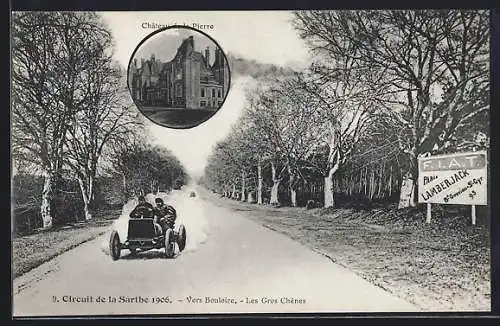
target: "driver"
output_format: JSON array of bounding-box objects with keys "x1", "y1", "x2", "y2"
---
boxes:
[
  {"x1": 154, "y1": 197, "x2": 177, "y2": 234},
  {"x1": 129, "y1": 195, "x2": 162, "y2": 236}
]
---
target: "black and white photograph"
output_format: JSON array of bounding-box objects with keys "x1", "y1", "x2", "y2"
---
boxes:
[
  {"x1": 11, "y1": 10, "x2": 491, "y2": 317},
  {"x1": 128, "y1": 26, "x2": 231, "y2": 129}
]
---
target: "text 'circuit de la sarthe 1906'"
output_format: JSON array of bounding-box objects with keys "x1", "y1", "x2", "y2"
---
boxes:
[{"x1": 129, "y1": 35, "x2": 229, "y2": 110}]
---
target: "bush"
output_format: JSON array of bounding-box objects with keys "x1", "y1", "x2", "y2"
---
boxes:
[
  {"x1": 95, "y1": 175, "x2": 126, "y2": 207},
  {"x1": 12, "y1": 174, "x2": 44, "y2": 236},
  {"x1": 12, "y1": 174, "x2": 127, "y2": 235},
  {"x1": 305, "y1": 199, "x2": 319, "y2": 209},
  {"x1": 12, "y1": 206, "x2": 43, "y2": 237}
]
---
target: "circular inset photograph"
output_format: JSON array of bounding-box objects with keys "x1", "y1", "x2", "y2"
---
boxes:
[{"x1": 127, "y1": 26, "x2": 231, "y2": 129}]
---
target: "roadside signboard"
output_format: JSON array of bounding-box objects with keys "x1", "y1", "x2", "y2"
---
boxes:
[
  {"x1": 418, "y1": 150, "x2": 488, "y2": 206},
  {"x1": 417, "y1": 150, "x2": 488, "y2": 225}
]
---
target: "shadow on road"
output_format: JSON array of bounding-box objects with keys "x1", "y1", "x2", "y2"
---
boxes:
[{"x1": 120, "y1": 250, "x2": 180, "y2": 260}]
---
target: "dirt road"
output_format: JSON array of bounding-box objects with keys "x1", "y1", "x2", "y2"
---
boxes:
[{"x1": 12, "y1": 188, "x2": 420, "y2": 316}]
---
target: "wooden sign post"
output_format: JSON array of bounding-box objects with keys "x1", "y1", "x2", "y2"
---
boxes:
[{"x1": 426, "y1": 203, "x2": 432, "y2": 224}]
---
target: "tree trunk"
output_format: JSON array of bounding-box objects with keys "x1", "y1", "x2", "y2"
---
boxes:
[
  {"x1": 247, "y1": 191, "x2": 255, "y2": 203},
  {"x1": 398, "y1": 151, "x2": 418, "y2": 209},
  {"x1": 291, "y1": 188, "x2": 297, "y2": 207},
  {"x1": 40, "y1": 172, "x2": 55, "y2": 229},
  {"x1": 358, "y1": 170, "x2": 362, "y2": 194},
  {"x1": 348, "y1": 173, "x2": 353, "y2": 196},
  {"x1": 388, "y1": 164, "x2": 393, "y2": 198},
  {"x1": 324, "y1": 176, "x2": 334, "y2": 208},
  {"x1": 377, "y1": 162, "x2": 384, "y2": 199},
  {"x1": 398, "y1": 177, "x2": 415, "y2": 209},
  {"x1": 231, "y1": 183, "x2": 236, "y2": 199},
  {"x1": 288, "y1": 165, "x2": 297, "y2": 207},
  {"x1": 257, "y1": 161, "x2": 263, "y2": 204},
  {"x1": 89, "y1": 175, "x2": 95, "y2": 203},
  {"x1": 241, "y1": 170, "x2": 246, "y2": 202},
  {"x1": 363, "y1": 167, "x2": 368, "y2": 197},
  {"x1": 122, "y1": 173, "x2": 127, "y2": 200},
  {"x1": 270, "y1": 162, "x2": 280, "y2": 205},
  {"x1": 78, "y1": 178, "x2": 92, "y2": 220},
  {"x1": 270, "y1": 181, "x2": 280, "y2": 205},
  {"x1": 324, "y1": 164, "x2": 340, "y2": 208},
  {"x1": 369, "y1": 168, "x2": 376, "y2": 200}
]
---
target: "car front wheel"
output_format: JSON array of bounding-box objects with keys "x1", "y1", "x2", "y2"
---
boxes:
[
  {"x1": 165, "y1": 229, "x2": 175, "y2": 258},
  {"x1": 109, "y1": 230, "x2": 121, "y2": 261},
  {"x1": 177, "y1": 224, "x2": 187, "y2": 252}
]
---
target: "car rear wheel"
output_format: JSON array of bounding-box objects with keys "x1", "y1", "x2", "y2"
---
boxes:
[
  {"x1": 109, "y1": 231, "x2": 121, "y2": 261},
  {"x1": 165, "y1": 229, "x2": 175, "y2": 258},
  {"x1": 177, "y1": 224, "x2": 187, "y2": 252}
]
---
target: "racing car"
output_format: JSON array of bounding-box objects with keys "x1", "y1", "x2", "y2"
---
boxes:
[{"x1": 108, "y1": 213, "x2": 187, "y2": 260}]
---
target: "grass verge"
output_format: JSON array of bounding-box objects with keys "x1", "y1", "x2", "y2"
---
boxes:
[
  {"x1": 205, "y1": 192, "x2": 490, "y2": 312},
  {"x1": 12, "y1": 211, "x2": 119, "y2": 279}
]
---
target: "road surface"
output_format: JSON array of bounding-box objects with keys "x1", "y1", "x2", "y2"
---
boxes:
[
  {"x1": 12, "y1": 188, "x2": 420, "y2": 316},
  {"x1": 144, "y1": 109, "x2": 218, "y2": 128}
]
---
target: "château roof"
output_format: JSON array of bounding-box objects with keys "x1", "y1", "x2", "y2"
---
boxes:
[{"x1": 133, "y1": 35, "x2": 223, "y2": 84}]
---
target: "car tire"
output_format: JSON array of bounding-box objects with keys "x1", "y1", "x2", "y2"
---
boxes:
[
  {"x1": 178, "y1": 224, "x2": 187, "y2": 252},
  {"x1": 165, "y1": 229, "x2": 175, "y2": 258},
  {"x1": 109, "y1": 230, "x2": 121, "y2": 261}
]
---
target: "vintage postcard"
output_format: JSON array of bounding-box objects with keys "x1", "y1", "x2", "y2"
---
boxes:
[{"x1": 11, "y1": 10, "x2": 491, "y2": 317}]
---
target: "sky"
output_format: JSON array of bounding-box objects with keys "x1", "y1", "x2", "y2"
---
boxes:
[{"x1": 100, "y1": 11, "x2": 311, "y2": 178}]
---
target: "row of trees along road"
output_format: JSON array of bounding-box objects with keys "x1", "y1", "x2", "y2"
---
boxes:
[
  {"x1": 203, "y1": 10, "x2": 489, "y2": 209},
  {"x1": 12, "y1": 12, "x2": 187, "y2": 232}
]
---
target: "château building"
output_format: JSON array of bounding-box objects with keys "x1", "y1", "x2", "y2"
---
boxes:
[{"x1": 129, "y1": 36, "x2": 229, "y2": 109}]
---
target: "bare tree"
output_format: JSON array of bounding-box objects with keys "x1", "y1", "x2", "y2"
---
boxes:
[
  {"x1": 236, "y1": 97, "x2": 276, "y2": 204},
  {"x1": 242, "y1": 75, "x2": 330, "y2": 206},
  {"x1": 64, "y1": 61, "x2": 140, "y2": 220},
  {"x1": 288, "y1": 60, "x2": 377, "y2": 208},
  {"x1": 294, "y1": 10, "x2": 489, "y2": 207},
  {"x1": 12, "y1": 12, "x2": 115, "y2": 228},
  {"x1": 272, "y1": 76, "x2": 330, "y2": 206},
  {"x1": 245, "y1": 85, "x2": 289, "y2": 206},
  {"x1": 205, "y1": 137, "x2": 244, "y2": 199}
]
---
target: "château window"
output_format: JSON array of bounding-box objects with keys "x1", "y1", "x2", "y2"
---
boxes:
[
  {"x1": 201, "y1": 88, "x2": 205, "y2": 97},
  {"x1": 212, "y1": 89, "x2": 215, "y2": 97},
  {"x1": 218, "y1": 90, "x2": 221, "y2": 98},
  {"x1": 175, "y1": 84, "x2": 182, "y2": 97},
  {"x1": 200, "y1": 101, "x2": 206, "y2": 107}
]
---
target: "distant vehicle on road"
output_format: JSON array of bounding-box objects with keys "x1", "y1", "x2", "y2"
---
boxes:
[
  {"x1": 189, "y1": 191, "x2": 196, "y2": 198},
  {"x1": 173, "y1": 178, "x2": 184, "y2": 190}
]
